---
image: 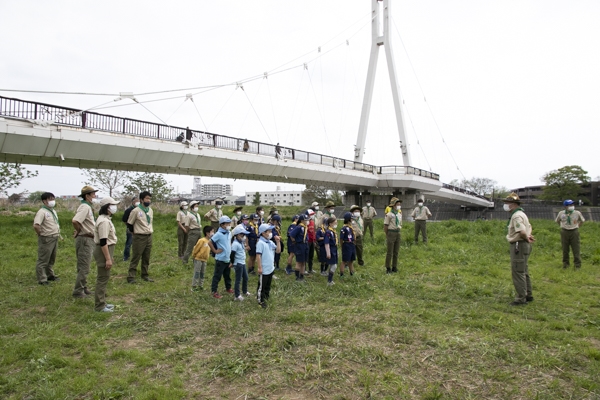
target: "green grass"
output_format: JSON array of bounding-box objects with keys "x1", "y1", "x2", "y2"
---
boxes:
[{"x1": 0, "y1": 205, "x2": 599, "y2": 399}]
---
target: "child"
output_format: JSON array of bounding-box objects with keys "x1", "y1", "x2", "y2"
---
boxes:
[
  {"x1": 340, "y1": 212, "x2": 356, "y2": 277},
  {"x1": 290, "y1": 214, "x2": 308, "y2": 282},
  {"x1": 191, "y1": 225, "x2": 214, "y2": 291},
  {"x1": 246, "y1": 213, "x2": 260, "y2": 274},
  {"x1": 256, "y1": 224, "x2": 281, "y2": 308},
  {"x1": 316, "y1": 217, "x2": 328, "y2": 275},
  {"x1": 324, "y1": 216, "x2": 339, "y2": 286},
  {"x1": 306, "y1": 209, "x2": 317, "y2": 274},
  {"x1": 230, "y1": 225, "x2": 251, "y2": 301},
  {"x1": 285, "y1": 215, "x2": 299, "y2": 274},
  {"x1": 208, "y1": 216, "x2": 232, "y2": 299},
  {"x1": 270, "y1": 214, "x2": 282, "y2": 270}
]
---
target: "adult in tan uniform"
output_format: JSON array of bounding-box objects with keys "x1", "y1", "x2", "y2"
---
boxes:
[
  {"x1": 555, "y1": 199, "x2": 585, "y2": 269},
  {"x1": 231, "y1": 206, "x2": 243, "y2": 226},
  {"x1": 33, "y1": 192, "x2": 61, "y2": 285},
  {"x1": 94, "y1": 197, "x2": 119, "y2": 312},
  {"x1": 350, "y1": 205, "x2": 365, "y2": 266},
  {"x1": 176, "y1": 201, "x2": 188, "y2": 259},
  {"x1": 411, "y1": 198, "x2": 432, "y2": 244},
  {"x1": 362, "y1": 201, "x2": 377, "y2": 241},
  {"x1": 72, "y1": 185, "x2": 98, "y2": 298},
  {"x1": 183, "y1": 201, "x2": 202, "y2": 265},
  {"x1": 383, "y1": 197, "x2": 402, "y2": 274},
  {"x1": 204, "y1": 200, "x2": 223, "y2": 232},
  {"x1": 311, "y1": 202, "x2": 324, "y2": 229},
  {"x1": 504, "y1": 193, "x2": 535, "y2": 306},
  {"x1": 127, "y1": 191, "x2": 154, "y2": 283}
]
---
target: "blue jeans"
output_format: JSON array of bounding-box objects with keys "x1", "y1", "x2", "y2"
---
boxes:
[
  {"x1": 123, "y1": 231, "x2": 133, "y2": 260},
  {"x1": 233, "y1": 263, "x2": 248, "y2": 297},
  {"x1": 211, "y1": 260, "x2": 232, "y2": 293}
]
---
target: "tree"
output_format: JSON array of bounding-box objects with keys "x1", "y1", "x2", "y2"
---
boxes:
[
  {"x1": 303, "y1": 185, "x2": 329, "y2": 206},
  {"x1": 328, "y1": 190, "x2": 344, "y2": 206},
  {"x1": 540, "y1": 165, "x2": 590, "y2": 202},
  {"x1": 28, "y1": 191, "x2": 45, "y2": 203},
  {"x1": 0, "y1": 163, "x2": 38, "y2": 195},
  {"x1": 123, "y1": 173, "x2": 174, "y2": 202},
  {"x1": 81, "y1": 169, "x2": 132, "y2": 198},
  {"x1": 448, "y1": 177, "x2": 503, "y2": 198},
  {"x1": 252, "y1": 192, "x2": 261, "y2": 206}
]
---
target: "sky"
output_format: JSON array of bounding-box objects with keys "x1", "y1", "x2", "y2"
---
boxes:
[{"x1": 1, "y1": 0, "x2": 599, "y2": 197}]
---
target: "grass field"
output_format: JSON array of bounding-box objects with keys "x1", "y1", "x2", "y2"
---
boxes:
[{"x1": 0, "y1": 205, "x2": 599, "y2": 399}]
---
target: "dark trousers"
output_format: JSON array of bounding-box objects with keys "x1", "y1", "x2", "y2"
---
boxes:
[
  {"x1": 128, "y1": 234, "x2": 152, "y2": 281},
  {"x1": 561, "y1": 228, "x2": 581, "y2": 268},
  {"x1": 233, "y1": 263, "x2": 248, "y2": 297},
  {"x1": 257, "y1": 272, "x2": 274, "y2": 304},
  {"x1": 364, "y1": 219, "x2": 374, "y2": 240},
  {"x1": 308, "y1": 242, "x2": 316, "y2": 271},
  {"x1": 177, "y1": 226, "x2": 188, "y2": 258},
  {"x1": 414, "y1": 220, "x2": 428, "y2": 243},
  {"x1": 123, "y1": 231, "x2": 133, "y2": 261},
  {"x1": 211, "y1": 260, "x2": 232, "y2": 293}
]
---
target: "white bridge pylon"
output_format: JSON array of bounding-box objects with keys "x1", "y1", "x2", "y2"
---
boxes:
[{"x1": 355, "y1": 0, "x2": 411, "y2": 166}]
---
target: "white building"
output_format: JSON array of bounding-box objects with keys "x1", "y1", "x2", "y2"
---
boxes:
[
  {"x1": 202, "y1": 184, "x2": 233, "y2": 197},
  {"x1": 245, "y1": 187, "x2": 303, "y2": 206},
  {"x1": 191, "y1": 177, "x2": 202, "y2": 196}
]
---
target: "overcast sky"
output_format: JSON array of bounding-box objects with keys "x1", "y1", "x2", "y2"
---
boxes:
[{"x1": 2, "y1": 0, "x2": 599, "y2": 197}]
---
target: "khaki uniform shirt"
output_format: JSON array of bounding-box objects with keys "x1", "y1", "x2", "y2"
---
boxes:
[
  {"x1": 231, "y1": 215, "x2": 240, "y2": 226},
  {"x1": 204, "y1": 208, "x2": 222, "y2": 223},
  {"x1": 351, "y1": 217, "x2": 364, "y2": 237},
  {"x1": 34, "y1": 207, "x2": 60, "y2": 236},
  {"x1": 176, "y1": 210, "x2": 187, "y2": 224},
  {"x1": 185, "y1": 211, "x2": 201, "y2": 230},
  {"x1": 314, "y1": 210, "x2": 324, "y2": 228},
  {"x1": 555, "y1": 210, "x2": 584, "y2": 230},
  {"x1": 73, "y1": 202, "x2": 95, "y2": 236},
  {"x1": 384, "y1": 211, "x2": 402, "y2": 230},
  {"x1": 128, "y1": 206, "x2": 154, "y2": 234},
  {"x1": 362, "y1": 206, "x2": 377, "y2": 220},
  {"x1": 506, "y1": 210, "x2": 531, "y2": 243},
  {"x1": 94, "y1": 214, "x2": 117, "y2": 245},
  {"x1": 411, "y1": 206, "x2": 432, "y2": 221}
]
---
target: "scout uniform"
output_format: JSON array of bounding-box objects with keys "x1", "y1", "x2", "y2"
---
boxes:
[
  {"x1": 94, "y1": 197, "x2": 119, "y2": 312},
  {"x1": 350, "y1": 205, "x2": 365, "y2": 266},
  {"x1": 383, "y1": 197, "x2": 402, "y2": 273},
  {"x1": 204, "y1": 202, "x2": 223, "y2": 232},
  {"x1": 362, "y1": 202, "x2": 377, "y2": 240},
  {"x1": 72, "y1": 185, "x2": 98, "y2": 297},
  {"x1": 411, "y1": 200, "x2": 432, "y2": 244},
  {"x1": 341, "y1": 215, "x2": 357, "y2": 266},
  {"x1": 176, "y1": 201, "x2": 188, "y2": 259},
  {"x1": 127, "y1": 200, "x2": 154, "y2": 283},
  {"x1": 231, "y1": 206, "x2": 243, "y2": 226},
  {"x1": 323, "y1": 216, "x2": 339, "y2": 285},
  {"x1": 33, "y1": 202, "x2": 60, "y2": 284},
  {"x1": 183, "y1": 201, "x2": 202, "y2": 264},
  {"x1": 311, "y1": 202, "x2": 324, "y2": 229},
  {"x1": 504, "y1": 193, "x2": 534, "y2": 305},
  {"x1": 555, "y1": 200, "x2": 585, "y2": 268},
  {"x1": 324, "y1": 201, "x2": 336, "y2": 220}
]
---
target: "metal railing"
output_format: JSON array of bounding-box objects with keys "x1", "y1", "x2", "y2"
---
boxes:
[
  {"x1": 0, "y1": 95, "x2": 436, "y2": 180},
  {"x1": 441, "y1": 183, "x2": 491, "y2": 201}
]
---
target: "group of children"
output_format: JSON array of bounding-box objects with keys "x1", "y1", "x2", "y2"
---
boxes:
[{"x1": 181, "y1": 204, "x2": 360, "y2": 307}]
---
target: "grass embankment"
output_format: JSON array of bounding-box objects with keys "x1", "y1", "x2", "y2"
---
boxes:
[{"x1": 0, "y1": 205, "x2": 599, "y2": 399}]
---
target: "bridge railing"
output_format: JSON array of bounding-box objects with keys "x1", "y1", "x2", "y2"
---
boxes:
[
  {"x1": 441, "y1": 183, "x2": 491, "y2": 201},
  {"x1": 1, "y1": 95, "x2": 432, "y2": 180}
]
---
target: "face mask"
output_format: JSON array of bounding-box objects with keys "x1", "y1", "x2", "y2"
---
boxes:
[
  {"x1": 366, "y1": 203, "x2": 371, "y2": 207},
  {"x1": 567, "y1": 206, "x2": 575, "y2": 211},
  {"x1": 417, "y1": 203, "x2": 423, "y2": 206},
  {"x1": 109, "y1": 205, "x2": 118, "y2": 214},
  {"x1": 396, "y1": 206, "x2": 401, "y2": 211},
  {"x1": 242, "y1": 220, "x2": 248, "y2": 225},
  {"x1": 47, "y1": 200, "x2": 56, "y2": 208},
  {"x1": 134, "y1": 202, "x2": 140, "y2": 207},
  {"x1": 182, "y1": 206, "x2": 188, "y2": 210},
  {"x1": 216, "y1": 205, "x2": 222, "y2": 209},
  {"x1": 143, "y1": 201, "x2": 151, "y2": 207},
  {"x1": 503, "y1": 204, "x2": 511, "y2": 212},
  {"x1": 266, "y1": 232, "x2": 273, "y2": 240},
  {"x1": 225, "y1": 225, "x2": 231, "y2": 231},
  {"x1": 192, "y1": 207, "x2": 198, "y2": 212},
  {"x1": 329, "y1": 209, "x2": 335, "y2": 214},
  {"x1": 314, "y1": 206, "x2": 319, "y2": 210},
  {"x1": 238, "y1": 235, "x2": 246, "y2": 242},
  {"x1": 259, "y1": 211, "x2": 264, "y2": 216},
  {"x1": 332, "y1": 223, "x2": 338, "y2": 229},
  {"x1": 237, "y1": 211, "x2": 242, "y2": 216},
  {"x1": 353, "y1": 212, "x2": 360, "y2": 218}
]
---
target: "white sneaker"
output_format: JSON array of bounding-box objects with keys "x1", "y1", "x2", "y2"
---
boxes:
[
  {"x1": 106, "y1": 304, "x2": 115, "y2": 309},
  {"x1": 327, "y1": 281, "x2": 335, "y2": 286},
  {"x1": 97, "y1": 307, "x2": 114, "y2": 312},
  {"x1": 273, "y1": 275, "x2": 279, "y2": 280},
  {"x1": 234, "y1": 295, "x2": 244, "y2": 301},
  {"x1": 245, "y1": 292, "x2": 252, "y2": 296}
]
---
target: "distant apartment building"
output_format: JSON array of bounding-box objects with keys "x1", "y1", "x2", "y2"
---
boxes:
[
  {"x1": 202, "y1": 184, "x2": 233, "y2": 197},
  {"x1": 511, "y1": 181, "x2": 599, "y2": 206},
  {"x1": 245, "y1": 188, "x2": 303, "y2": 206}
]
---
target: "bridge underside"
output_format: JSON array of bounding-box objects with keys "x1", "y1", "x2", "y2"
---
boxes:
[{"x1": 0, "y1": 117, "x2": 493, "y2": 207}]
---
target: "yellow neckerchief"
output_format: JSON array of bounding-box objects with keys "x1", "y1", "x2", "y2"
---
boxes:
[
  {"x1": 249, "y1": 221, "x2": 259, "y2": 234},
  {"x1": 344, "y1": 223, "x2": 355, "y2": 241},
  {"x1": 327, "y1": 226, "x2": 338, "y2": 246},
  {"x1": 300, "y1": 222, "x2": 307, "y2": 242}
]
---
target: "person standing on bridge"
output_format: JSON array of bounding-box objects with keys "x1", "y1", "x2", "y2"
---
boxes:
[
  {"x1": 204, "y1": 201, "x2": 223, "y2": 232},
  {"x1": 72, "y1": 185, "x2": 98, "y2": 298},
  {"x1": 383, "y1": 197, "x2": 402, "y2": 274},
  {"x1": 362, "y1": 201, "x2": 377, "y2": 242},
  {"x1": 555, "y1": 199, "x2": 585, "y2": 269},
  {"x1": 33, "y1": 192, "x2": 61, "y2": 285},
  {"x1": 176, "y1": 201, "x2": 189, "y2": 260},
  {"x1": 411, "y1": 198, "x2": 432, "y2": 244},
  {"x1": 182, "y1": 201, "x2": 202, "y2": 265},
  {"x1": 127, "y1": 191, "x2": 155, "y2": 284}
]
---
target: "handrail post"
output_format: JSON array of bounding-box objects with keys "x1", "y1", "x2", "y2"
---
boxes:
[{"x1": 81, "y1": 112, "x2": 86, "y2": 128}]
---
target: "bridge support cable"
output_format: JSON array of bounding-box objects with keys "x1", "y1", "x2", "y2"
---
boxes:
[
  {"x1": 306, "y1": 62, "x2": 334, "y2": 158},
  {"x1": 238, "y1": 81, "x2": 274, "y2": 145},
  {"x1": 265, "y1": 73, "x2": 280, "y2": 145},
  {"x1": 402, "y1": 101, "x2": 433, "y2": 172}
]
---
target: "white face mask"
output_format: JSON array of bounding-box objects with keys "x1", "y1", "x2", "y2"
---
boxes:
[
  {"x1": 417, "y1": 202, "x2": 423, "y2": 206},
  {"x1": 567, "y1": 206, "x2": 575, "y2": 211},
  {"x1": 503, "y1": 204, "x2": 511, "y2": 212},
  {"x1": 314, "y1": 206, "x2": 319, "y2": 210},
  {"x1": 225, "y1": 225, "x2": 231, "y2": 231},
  {"x1": 366, "y1": 203, "x2": 371, "y2": 207},
  {"x1": 216, "y1": 205, "x2": 222, "y2": 209},
  {"x1": 353, "y1": 212, "x2": 360, "y2": 218},
  {"x1": 259, "y1": 211, "x2": 264, "y2": 216},
  {"x1": 237, "y1": 211, "x2": 242, "y2": 216},
  {"x1": 332, "y1": 223, "x2": 338, "y2": 229},
  {"x1": 396, "y1": 206, "x2": 402, "y2": 211},
  {"x1": 47, "y1": 200, "x2": 56, "y2": 208},
  {"x1": 182, "y1": 206, "x2": 188, "y2": 210},
  {"x1": 192, "y1": 207, "x2": 198, "y2": 212},
  {"x1": 134, "y1": 202, "x2": 140, "y2": 207},
  {"x1": 109, "y1": 205, "x2": 118, "y2": 214},
  {"x1": 266, "y1": 232, "x2": 273, "y2": 240},
  {"x1": 238, "y1": 235, "x2": 246, "y2": 242},
  {"x1": 329, "y1": 209, "x2": 335, "y2": 214}
]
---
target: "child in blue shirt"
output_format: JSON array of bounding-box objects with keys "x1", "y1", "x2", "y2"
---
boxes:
[
  {"x1": 316, "y1": 217, "x2": 328, "y2": 275},
  {"x1": 256, "y1": 224, "x2": 281, "y2": 308},
  {"x1": 230, "y1": 225, "x2": 250, "y2": 301},
  {"x1": 270, "y1": 214, "x2": 283, "y2": 271},
  {"x1": 324, "y1": 215, "x2": 339, "y2": 286},
  {"x1": 340, "y1": 212, "x2": 356, "y2": 278},
  {"x1": 208, "y1": 216, "x2": 232, "y2": 299}
]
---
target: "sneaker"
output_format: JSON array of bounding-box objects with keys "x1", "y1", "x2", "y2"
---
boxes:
[
  {"x1": 272, "y1": 275, "x2": 279, "y2": 280},
  {"x1": 191, "y1": 286, "x2": 201, "y2": 292},
  {"x1": 47, "y1": 276, "x2": 60, "y2": 281},
  {"x1": 127, "y1": 280, "x2": 137, "y2": 284},
  {"x1": 83, "y1": 288, "x2": 94, "y2": 295},
  {"x1": 212, "y1": 292, "x2": 223, "y2": 299},
  {"x1": 296, "y1": 277, "x2": 306, "y2": 283},
  {"x1": 327, "y1": 281, "x2": 335, "y2": 286},
  {"x1": 386, "y1": 269, "x2": 391, "y2": 274},
  {"x1": 510, "y1": 301, "x2": 527, "y2": 306},
  {"x1": 234, "y1": 295, "x2": 244, "y2": 301},
  {"x1": 245, "y1": 292, "x2": 252, "y2": 296},
  {"x1": 72, "y1": 293, "x2": 87, "y2": 299},
  {"x1": 142, "y1": 277, "x2": 154, "y2": 282},
  {"x1": 39, "y1": 281, "x2": 49, "y2": 286},
  {"x1": 226, "y1": 288, "x2": 234, "y2": 294},
  {"x1": 96, "y1": 307, "x2": 113, "y2": 312},
  {"x1": 105, "y1": 304, "x2": 115, "y2": 309},
  {"x1": 285, "y1": 266, "x2": 292, "y2": 275},
  {"x1": 526, "y1": 296, "x2": 534, "y2": 302},
  {"x1": 258, "y1": 302, "x2": 267, "y2": 309}
]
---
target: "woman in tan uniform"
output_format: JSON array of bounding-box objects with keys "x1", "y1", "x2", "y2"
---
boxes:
[{"x1": 94, "y1": 197, "x2": 119, "y2": 312}]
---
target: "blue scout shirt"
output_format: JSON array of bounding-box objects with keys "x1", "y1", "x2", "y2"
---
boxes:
[
  {"x1": 256, "y1": 236, "x2": 276, "y2": 275},
  {"x1": 212, "y1": 228, "x2": 231, "y2": 262},
  {"x1": 231, "y1": 239, "x2": 246, "y2": 265},
  {"x1": 340, "y1": 225, "x2": 355, "y2": 243},
  {"x1": 290, "y1": 223, "x2": 307, "y2": 245}
]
